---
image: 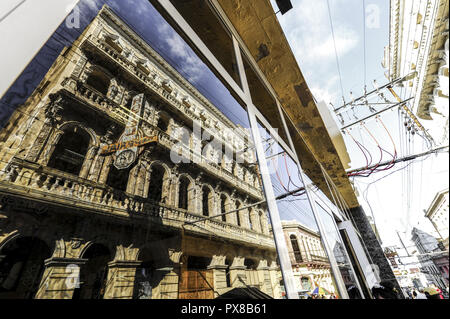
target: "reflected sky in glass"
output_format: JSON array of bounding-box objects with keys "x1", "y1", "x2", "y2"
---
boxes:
[
  {"x1": 258, "y1": 122, "x2": 319, "y2": 232},
  {"x1": 0, "y1": 0, "x2": 249, "y2": 129}
]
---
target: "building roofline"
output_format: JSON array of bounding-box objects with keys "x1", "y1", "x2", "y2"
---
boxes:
[{"x1": 425, "y1": 188, "x2": 449, "y2": 218}]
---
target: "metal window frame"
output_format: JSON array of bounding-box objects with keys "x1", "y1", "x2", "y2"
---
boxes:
[
  {"x1": 309, "y1": 192, "x2": 367, "y2": 299},
  {"x1": 154, "y1": 0, "x2": 370, "y2": 299}
]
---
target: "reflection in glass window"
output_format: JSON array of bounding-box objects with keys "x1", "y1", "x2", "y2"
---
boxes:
[
  {"x1": 316, "y1": 203, "x2": 363, "y2": 299},
  {"x1": 257, "y1": 121, "x2": 319, "y2": 231},
  {"x1": 166, "y1": 0, "x2": 242, "y2": 88}
]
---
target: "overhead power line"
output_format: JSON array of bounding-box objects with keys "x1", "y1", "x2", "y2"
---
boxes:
[
  {"x1": 347, "y1": 145, "x2": 449, "y2": 176},
  {"x1": 326, "y1": 0, "x2": 345, "y2": 103}
]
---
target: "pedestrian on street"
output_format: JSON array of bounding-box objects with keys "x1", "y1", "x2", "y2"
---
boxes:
[{"x1": 371, "y1": 280, "x2": 400, "y2": 299}]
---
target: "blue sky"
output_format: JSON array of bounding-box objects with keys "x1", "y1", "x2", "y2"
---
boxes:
[
  {"x1": 271, "y1": 0, "x2": 449, "y2": 251},
  {"x1": 0, "y1": 0, "x2": 249, "y2": 129},
  {"x1": 1, "y1": 0, "x2": 447, "y2": 251}
]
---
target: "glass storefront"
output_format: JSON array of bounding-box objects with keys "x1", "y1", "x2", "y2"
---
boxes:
[
  {"x1": 314, "y1": 201, "x2": 364, "y2": 299},
  {"x1": 0, "y1": 0, "x2": 373, "y2": 300}
]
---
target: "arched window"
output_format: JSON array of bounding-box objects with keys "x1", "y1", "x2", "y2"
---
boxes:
[
  {"x1": 202, "y1": 187, "x2": 211, "y2": 217},
  {"x1": 290, "y1": 235, "x2": 303, "y2": 263},
  {"x1": 86, "y1": 69, "x2": 110, "y2": 96},
  {"x1": 235, "y1": 201, "x2": 241, "y2": 227},
  {"x1": 48, "y1": 127, "x2": 90, "y2": 176},
  {"x1": 106, "y1": 165, "x2": 131, "y2": 192},
  {"x1": 124, "y1": 91, "x2": 138, "y2": 110},
  {"x1": 178, "y1": 176, "x2": 190, "y2": 210},
  {"x1": 220, "y1": 195, "x2": 227, "y2": 222},
  {"x1": 248, "y1": 209, "x2": 253, "y2": 230},
  {"x1": 148, "y1": 165, "x2": 165, "y2": 203}
]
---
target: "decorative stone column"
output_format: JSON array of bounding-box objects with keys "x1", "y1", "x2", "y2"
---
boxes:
[
  {"x1": 102, "y1": 245, "x2": 140, "y2": 299},
  {"x1": 79, "y1": 145, "x2": 99, "y2": 179},
  {"x1": 239, "y1": 207, "x2": 251, "y2": 229},
  {"x1": 268, "y1": 261, "x2": 282, "y2": 299},
  {"x1": 250, "y1": 209, "x2": 262, "y2": 233},
  {"x1": 229, "y1": 257, "x2": 247, "y2": 288},
  {"x1": 207, "y1": 255, "x2": 228, "y2": 296},
  {"x1": 103, "y1": 260, "x2": 141, "y2": 299},
  {"x1": 259, "y1": 210, "x2": 270, "y2": 235},
  {"x1": 35, "y1": 257, "x2": 87, "y2": 299},
  {"x1": 257, "y1": 260, "x2": 274, "y2": 297},
  {"x1": 152, "y1": 250, "x2": 182, "y2": 299}
]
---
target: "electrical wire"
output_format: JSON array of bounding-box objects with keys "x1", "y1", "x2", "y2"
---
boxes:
[{"x1": 326, "y1": 0, "x2": 345, "y2": 101}]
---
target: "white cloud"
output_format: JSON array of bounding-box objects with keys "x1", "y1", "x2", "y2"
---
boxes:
[
  {"x1": 157, "y1": 23, "x2": 206, "y2": 83},
  {"x1": 274, "y1": 0, "x2": 360, "y2": 105},
  {"x1": 278, "y1": 0, "x2": 359, "y2": 65}
]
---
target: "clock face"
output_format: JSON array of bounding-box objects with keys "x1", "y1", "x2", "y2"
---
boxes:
[{"x1": 114, "y1": 149, "x2": 136, "y2": 170}]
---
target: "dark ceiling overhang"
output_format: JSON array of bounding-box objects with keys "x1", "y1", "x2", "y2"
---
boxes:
[{"x1": 215, "y1": 0, "x2": 359, "y2": 208}]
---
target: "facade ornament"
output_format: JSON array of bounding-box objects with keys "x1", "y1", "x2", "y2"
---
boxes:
[
  {"x1": 44, "y1": 94, "x2": 66, "y2": 125},
  {"x1": 113, "y1": 94, "x2": 145, "y2": 170},
  {"x1": 161, "y1": 79, "x2": 173, "y2": 93}
]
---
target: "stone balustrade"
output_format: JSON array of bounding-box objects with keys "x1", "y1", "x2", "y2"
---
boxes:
[{"x1": 0, "y1": 157, "x2": 275, "y2": 249}]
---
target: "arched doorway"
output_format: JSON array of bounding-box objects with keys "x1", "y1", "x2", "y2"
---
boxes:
[
  {"x1": 47, "y1": 127, "x2": 91, "y2": 176},
  {"x1": 0, "y1": 237, "x2": 51, "y2": 299},
  {"x1": 133, "y1": 248, "x2": 155, "y2": 299},
  {"x1": 178, "y1": 176, "x2": 190, "y2": 210},
  {"x1": 202, "y1": 187, "x2": 212, "y2": 217},
  {"x1": 106, "y1": 164, "x2": 132, "y2": 192},
  {"x1": 148, "y1": 164, "x2": 166, "y2": 203},
  {"x1": 74, "y1": 244, "x2": 111, "y2": 299}
]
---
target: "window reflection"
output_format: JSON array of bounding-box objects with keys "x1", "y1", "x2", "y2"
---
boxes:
[{"x1": 316, "y1": 203, "x2": 363, "y2": 299}]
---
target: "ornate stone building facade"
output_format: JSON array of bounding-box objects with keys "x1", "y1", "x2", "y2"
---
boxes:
[
  {"x1": 282, "y1": 221, "x2": 336, "y2": 297},
  {"x1": 0, "y1": 6, "x2": 281, "y2": 299}
]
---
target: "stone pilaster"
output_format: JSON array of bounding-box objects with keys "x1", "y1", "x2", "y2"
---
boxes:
[
  {"x1": 207, "y1": 255, "x2": 228, "y2": 296},
  {"x1": 257, "y1": 260, "x2": 273, "y2": 297},
  {"x1": 150, "y1": 250, "x2": 182, "y2": 299},
  {"x1": 250, "y1": 210, "x2": 262, "y2": 233},
  {"x1": 35, "y1": 257, "x2": 87, "y2": 299},
  {"x1": 260, "y1": 211, "x2": 270, "y2": 235},
  {"x1": 103, "y1": 260, "x2": 141, "y2": 299},
  {"x1": 229, "y1": 257, "x2": 247, "y2": 288},
  {"x1": 268, "y1": 261, "x2": 282, "y2": 299}
]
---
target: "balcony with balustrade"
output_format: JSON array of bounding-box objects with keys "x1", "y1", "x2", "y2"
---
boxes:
[{"x1": 0, "y1": 156, "x2": 275, "y2": 250}]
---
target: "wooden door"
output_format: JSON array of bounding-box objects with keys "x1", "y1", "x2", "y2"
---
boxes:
[{"x1": 178, "y1": 270, "x2": 214, "y2": 299}]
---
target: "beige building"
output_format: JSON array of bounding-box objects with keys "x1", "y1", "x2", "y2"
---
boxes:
[
  {"x1": 384, "y1": 0, "x2": 449, "y2": 145},
  {"x1": 425, "y1": 189, "x2": 449, "y2": 249},
  {"x1": 282, "y1": 221, "x2": 336, "y2": 297},
  {"x1": 0, "y1": 6, "x2": 281, "y2": 299}
]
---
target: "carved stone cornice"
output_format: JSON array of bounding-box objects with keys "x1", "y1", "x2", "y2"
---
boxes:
[{"x1": 97, "y1": 6, "x2": 251, "y2": 143}]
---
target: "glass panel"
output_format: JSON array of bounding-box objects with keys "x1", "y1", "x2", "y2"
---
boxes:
[
  {"x1": 339, "y1": 229, "x2": 373, "y2": 299},
  {"x1": 256, "y1": 121, "x2": 340, "y2": 299},
  {"x1": 0, "y1": 0, "x2": 290, "y2": 300},
  {"x1": 165, "y1": 0, "x2": 242, "y2": 88},
  {"x1": 242, "y1": 53, "x2": 291, "y2": 148},
  {"x1": 315, "y1": 203, "x2": 363, "y2": 299}
]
